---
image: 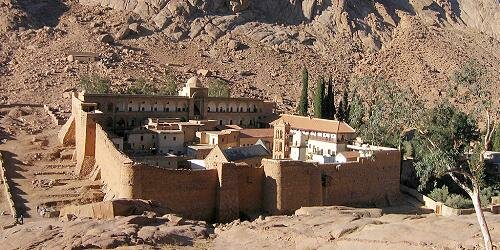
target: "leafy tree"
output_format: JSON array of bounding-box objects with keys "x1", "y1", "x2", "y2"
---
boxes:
[
  {"x1": 298, "y1": 68, "x2": 309, "y2": 116},
  {"x1": 348, "y1": 90, "x2": 364, "y2": 130},
  {"x1": 125, "y1": 77, "x2": 157, "y2": 95},
  {"x1": 158, "y1": 69, "x2": 179, "y2": 96},
  {"x1": 414, "y1": 59, "x2": 496, "y2": 249},
  {"x1": 314, "y1": 77, "x2": 325, "y2": 118},
  {"x1": 349, "y1": 75, "x2": 423, "y2": 147},
  {"x1": 208, "y1": 79, "x2": 230, "y2": 97},
  {"x1": 79, "y1": 74, "x2": 112, "y2": 94},
  {"x1": 493, "y1": 127, "x2": 500, "y2": 151},
  {"x1": 323, "y1": 77, "x2": 334, "y2": 119}
]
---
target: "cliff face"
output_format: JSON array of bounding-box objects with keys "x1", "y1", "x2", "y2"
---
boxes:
[{"x1": 76, "y1": 0, "x2": 500, "y2": 47}]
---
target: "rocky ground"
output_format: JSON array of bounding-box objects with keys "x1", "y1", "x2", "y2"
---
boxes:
[{"x1": 214, "y1": 205, "x2": 500, "y2": 249}]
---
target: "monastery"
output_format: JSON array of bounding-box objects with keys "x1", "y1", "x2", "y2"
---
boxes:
[{"x1": 58, "y1": 77, "x2": 401, "y2": 222}]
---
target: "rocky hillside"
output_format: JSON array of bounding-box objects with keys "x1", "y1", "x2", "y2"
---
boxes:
[{"x1": 0, "y1": 0, "x2": 498, "y2": 112}]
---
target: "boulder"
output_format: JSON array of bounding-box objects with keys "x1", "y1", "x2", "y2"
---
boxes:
[
  {"x1": 227, "y1": 39, "x2": 242, "y2": 50},
  {"x1": 115, "y1": 26, "x2": 132, "y2": 40},
  {"x1": 166, "y1": 0, "x2": 191, "y2": 18},
  {"x1": 98, "y1": 34, "x2": 114, "y2": 44},
  {"x1": 204, "y1": 23, "x2": 223, "y2": 39},
  {"x1": 152, "y1": 8, "x2": 173, "y2": 30},
  {"x1": 128, "y1": 23, "x2": 141, "y2": 34}
]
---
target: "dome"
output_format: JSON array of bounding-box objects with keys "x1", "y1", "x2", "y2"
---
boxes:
[{"x1": 186, "y1": 76, "x2": 202, "y2": 87}]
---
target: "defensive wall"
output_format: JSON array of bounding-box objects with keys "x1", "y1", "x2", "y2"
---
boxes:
[
  {"x1": 94, "y1": 122, "x2": 401, "y2": 221},
  {"x1": 95, "y1": 124, "x2": 265, "y2": 222},
  {"x1": 262, "y1": 149, "x2": 401, "y2": 215},
  {"x1": 63, "y1": 92, "x2": 401, "y2": 222}
]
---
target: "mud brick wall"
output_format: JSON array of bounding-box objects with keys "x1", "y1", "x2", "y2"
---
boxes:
[
  {"x1": 216, "y1": 163, "x2": 239, "y2": 222},
  {"x1": 320, "y1": 150, "x2": 401, "y2": 206},
  {"x1": 95, "y1": 124, "x2": 136, "y2": 199},
  {"x1": 135, "y1": 165, "x2": 219, "y2": 222},
  {"x1": 236, "y1": 164, "x2": 264, "y2": 217},
  {"x1": 262, "y1": 159, "x2": 322, "y2": 215}
]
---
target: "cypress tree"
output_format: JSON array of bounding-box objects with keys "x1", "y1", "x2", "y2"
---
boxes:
[
  {"x1": 298, "y1": 68, "x2": 309, "y2": 116},
  {"x1": 323, "y1": 76, "x2": 333, "y2": 119},
  {"x1": 314, "y1": 77, "x2": 325, "y2": 118},
  {"x1": 342, "y1": 89, "x2": 350, "y2": 123},
  {"x1": 337, "y1": 99, "x2": 344, "y2": 121},
  {"x1": 331, "y1": 77, "x2": 336, "y2": 119}
]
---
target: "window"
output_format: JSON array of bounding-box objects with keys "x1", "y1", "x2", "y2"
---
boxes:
[
  {"x1": 173, "y1": 137, "x2": 176, "y2": 141},
  {"x1": 164, "y1": 135, "x2": 167, "y2": 139},
  {"x1": 141, "y1": 145, "x2": 145, "y2": 149},
  {"x1": 166, "y1": 107, "x2": 170, "y2": 112},
  {"x1": 154, "y1": 107, "x2": 157, "y2": 111},
  {"x1": 129, "y1": 107, "x2": 132, "y2": 111},
  {"x1": 208, "y1": 107, "x2": 211, "y2": 112},
  {"x1": 230, "y1": 107, "x2": 233, "y2": 112},
  {"x1": 141, "y1": 107, "x2": 145, "y2": 111},
  {"x1": 229, "y1": 120, "x2": 233, "y2": 125},
  {"x1": 152, "y1": 135, "x2": 155, "y2": 139},
  {"x1": 140, "y1": 136, "x2": 144, "y2": 141}
]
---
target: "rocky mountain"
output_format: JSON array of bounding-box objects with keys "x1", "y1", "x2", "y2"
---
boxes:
[{"x1": 0, "y1": 0, "x2": 498, "y2": 112}]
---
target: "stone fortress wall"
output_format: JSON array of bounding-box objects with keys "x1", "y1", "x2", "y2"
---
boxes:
[
  {"x1": 61, "y1": 90, "x2": 401, "y2": 222},
  {"x1": 91, "y1": 123, "x2": 400, "y2": 222}
]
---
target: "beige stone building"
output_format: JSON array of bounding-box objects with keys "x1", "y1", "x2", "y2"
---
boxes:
[{"x1": 271, "y1": 114, "x2": 356, "y2": 163}]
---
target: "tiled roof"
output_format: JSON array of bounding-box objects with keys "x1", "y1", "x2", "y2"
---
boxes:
[
  {"x1": 222, "y1": 144, "x2": 270, "y2": 162},
  {"x1": 239, "y1": 128, "x2": 274, "y2": 138},
  {"x1": 270, "y1": 114, "x2": 355, "y2": 134},
  {"x1": 338, "y1": 151, "x2": 360, "y2": 159}
]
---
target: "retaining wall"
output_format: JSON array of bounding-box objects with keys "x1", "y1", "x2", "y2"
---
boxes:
[{"x1": 0, "y1": 152, "x2": 17, "y2": 219}]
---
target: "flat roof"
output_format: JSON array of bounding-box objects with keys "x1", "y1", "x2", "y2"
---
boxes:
[{"x1": 271, "y1": 114, "x2": 355, "y2": 134}]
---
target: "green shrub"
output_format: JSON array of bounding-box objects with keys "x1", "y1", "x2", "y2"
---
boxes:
[
  {"x1": 208, "y1": 79, "x2": 230, "y2": 97},
  {"x1": 445, "y1": 194, "x2": 473, "y2": 209},
  {"x1": 428, "y1": 186, "x2": 449, "y2": 203},
  {"x1": 79, "y1": 74, "x2": 112, "y2": 94},
  {"x1": 480, "y1": 187, "x2": 499, "y2": 207}
]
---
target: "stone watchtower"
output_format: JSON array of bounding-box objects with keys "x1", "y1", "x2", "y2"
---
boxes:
[{"x1": 272, "y1": 119, "x2": 291, "y2": 159}]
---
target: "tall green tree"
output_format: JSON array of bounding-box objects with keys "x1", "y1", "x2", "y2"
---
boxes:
[
  {"x1": 417, "y1": 60, "x2": 500, "y2": 250},
  {"x1": 79, "y1": 74, "x2": 112, "y2": 94},
  {"x1": 337, "y1": 98, "x2": 344, "y2": 121},
  {"x1": 342, "y1": 89, "x2": 349, "y2": 123},
  {"x1": 323, "y1": 76, "x2": 334, "y2": 119},
  {"x1": 493, "y1": 127, "x2": 500, "y2": 151},
  {"x1": 348, "y1": 90, "x2": 364, "y2": 130},
  {"x1": 349, "y1": 75, "x2": 423, "y2": 147},
  {"x1": 314, "y1": 77, "x2": 325, "y2": 118},
  {"x1": 158, "y1": 69, "x2": 179, "y2": 95},
  {"x1": 208, "y1": 79, "x2": 230, "y2": 97},
  {"x1": 330, "y1": 77, "x2": 336, "y2": 119},
  {"x1": 297, "y1": 68, "x2": 309, "y2": 116}
]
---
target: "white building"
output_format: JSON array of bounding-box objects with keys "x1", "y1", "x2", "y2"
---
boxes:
[{"x1": 271, "y1": 114, "x2": 357, "y2": 162}]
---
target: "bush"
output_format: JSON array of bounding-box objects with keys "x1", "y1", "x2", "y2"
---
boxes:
[
  {"x1": 480, "y1": 186, "x2": 499, "y2": 207},
  {"x1": 428, "y1": 186, "x2": 449, "y2": 203},
  {"x1": 158, "y1": 69, "x2": 179, "y2": 95},
  {"x1": 208, "y1": 79, "x2": 230, "y2": 97},
  {"x1": 124, "y1": 78, "x2": 157, "y2": 95},
  {"x1": 79, "y1": 74, "x2": 112, "y2": 94},
  {"x1": 445, "y1": 194, "x2": 473, "y2": 209}
]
